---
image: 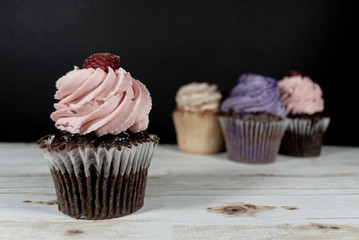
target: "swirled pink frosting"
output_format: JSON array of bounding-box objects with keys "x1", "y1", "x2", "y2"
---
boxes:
[
  {"x1": 278, "y1": 75, "x2": 324, "y2": 115},
  {"x1": 51, "y1": 66, "x2": 151, "y2": 136}
]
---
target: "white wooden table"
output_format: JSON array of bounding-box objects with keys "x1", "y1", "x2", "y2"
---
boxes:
[{"x1": 1, "y1": 143, "x2": 359, "y2": 239}]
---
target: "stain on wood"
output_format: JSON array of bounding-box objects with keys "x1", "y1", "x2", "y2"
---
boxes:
[
  {"x1": 242, "y1": 204, "x2": 258, "y2": 210},
  {"x1": 315, "y1": 224, "x2": 327, "y2": 229},
  {"x1": 35, "y1": 200, "x2": 58, "y2": 205},
  {"x1": 220, "y1": 206, "x2": 249, "y2": 215},
  {"x1": 281, "y1": 206, "x2": 299, "y2": 210},
  {"x1": 66, "y1": 229, "x2": 84, "y2": 235},
  {"x1": 207, "y1": 202, "x2": 275, "y2": 217},
  {"x1": 22, "y1": 200, "x2": 57, "y2": 205},
  {"x1": 311, "y1": 224, "x2": 341, "y2": 230}
]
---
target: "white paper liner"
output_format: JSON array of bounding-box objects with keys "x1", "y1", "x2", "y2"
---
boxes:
[
  {"x1": 39, "y1": 135, "x2": 158, "y2": 178},
  {"x1": 285, "y1": 117, "x2": 330, "y2": 136},
  {"x1": 219, "y1": 116, "x2": 288, "y2": 163}
]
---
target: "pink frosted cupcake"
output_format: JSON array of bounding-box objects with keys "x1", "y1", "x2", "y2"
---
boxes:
[
  {"x1": 37, "y1": 53, "x2": 159, "y2": 220},
  {"x1": 278, "y1": 71, "x2": 330, "y2": 157}
]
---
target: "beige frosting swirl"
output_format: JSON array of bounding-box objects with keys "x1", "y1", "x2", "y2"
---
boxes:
[
  {"x1": 175, "y1": 82, "x2": 222, "y2": 111},
  {"x1": 278, "y1": 75, "x2": 324, "y2": 115}
]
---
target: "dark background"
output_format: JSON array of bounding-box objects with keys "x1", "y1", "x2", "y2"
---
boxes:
[{"x1": 0, "y1": 0, "x2": 357, "y2": 146}]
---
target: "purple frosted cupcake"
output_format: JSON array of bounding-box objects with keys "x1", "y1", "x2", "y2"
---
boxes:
[
  {"x1": 278, "y1": 71, "x2": 330, "y2": 157},
  {"x1": 219, "y1": 73, "x2": 288, "y2": 164}
]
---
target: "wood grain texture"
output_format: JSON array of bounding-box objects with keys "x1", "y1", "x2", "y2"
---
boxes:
[{"x1": 1, "y1": 143, "x2": 359, "y2": 239}]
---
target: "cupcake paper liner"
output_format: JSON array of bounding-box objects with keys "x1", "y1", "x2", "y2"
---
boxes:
[
  {"x1": 219, "y1": 116, "x2": 288, "y2": 164},
  {"x1": 279, "y1": 117, "x2": 330, "y2": 157},
  {"x1": 38, "y1": 134, "x2": 159, "y2": 220},
  {"x1": 172, "y1": 109, "x2": 224, "y2": 154}
]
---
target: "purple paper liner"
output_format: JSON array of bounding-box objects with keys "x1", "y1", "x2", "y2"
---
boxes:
[
  {"x1": 219, "y1": 116, "x2": 288, "y2": 164},
  {"x1": 279, "y1": 116, "x2": 330, "y2": 157}
]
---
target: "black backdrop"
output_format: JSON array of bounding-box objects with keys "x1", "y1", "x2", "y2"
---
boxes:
[{"x1": 1, "y1": 0, "x2": 357, "y2": 146}]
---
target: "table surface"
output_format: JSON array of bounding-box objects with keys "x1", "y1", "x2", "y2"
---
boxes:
[{"x1": 0, "y1": 143, "x2": 359, "y2": 240}]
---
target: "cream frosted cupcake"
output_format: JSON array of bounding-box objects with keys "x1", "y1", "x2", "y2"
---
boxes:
[
  {"x1": 172, "y1": 82, "x2": 224, "y2": 154},
  {"x1": 37, "y1": 53, "x2": 159, "y2": 220},
  {"x1": 219, "y1": 73, "x2": 288, "y2": 164},
  {"x1": 278, "y1": 71, "x2": 330, "y2": 157}
]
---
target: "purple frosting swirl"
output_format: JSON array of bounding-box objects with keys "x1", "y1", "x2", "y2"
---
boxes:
[{"x1": 221, "y1": 73, "x2": 286, "y2": 119}]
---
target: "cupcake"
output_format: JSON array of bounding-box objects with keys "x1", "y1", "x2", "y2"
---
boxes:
[
  {"x1": 219, "y1": 73, "x2": 288, "y2": 164},
  {"x1": 278, "y1": 71, "x2": 330, "y2": 157},
  {"x1": 37, "y1": 53, "x2": 159, "y2": 220},
  {"x1": 172, "y1": 82, "x2": 224, "y2": 154}
]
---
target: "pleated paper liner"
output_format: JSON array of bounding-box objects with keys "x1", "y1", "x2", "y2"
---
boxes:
[
  {"x1": 38, "y1": 134, "x2": 159, "y2": 220},
  {"x1": 219, "y1": 116, "x2": 288, "y2": 164},
  {"x1": 172, "y1": 109, "x2": 224, "y2": 154},
  {"x1": 279, "y1": 116, "x2": 330, "y2": 157}
]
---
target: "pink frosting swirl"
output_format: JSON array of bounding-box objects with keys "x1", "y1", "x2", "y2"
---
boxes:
[
  {"x1": 278, "y1": 75, "x2": 324, "y2": 115},
  {"x1": 51, "y1": 66, "x2": 151, "y2": 136}
]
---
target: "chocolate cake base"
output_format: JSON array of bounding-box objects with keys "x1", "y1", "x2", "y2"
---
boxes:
[
  {"x1": 51, "y1": 167, "x2": 149, "y2": 220},
  {"x1": 279, "y1": 131, "x2": 325, "y2": 157},
  {"x1": 279, "y1": 114, "x2": 330, "y2": 157}
]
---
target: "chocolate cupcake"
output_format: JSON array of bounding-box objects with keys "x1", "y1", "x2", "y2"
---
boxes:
[
  {"x1": 219, "y1": 73, "x2": 288, "y2": 164},
  {"x1": 278, "y1": 71, "x2": 330, "y2": 157},
  {"x1": 37, "y1": 53, "x2": 159, "y2": 220},
  {"x1": 172, "y1": 82, "x2": 224, "y2": 154}
]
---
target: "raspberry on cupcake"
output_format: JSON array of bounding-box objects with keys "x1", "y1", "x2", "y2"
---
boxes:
[{"x1": 82, "y1": 52, "x2": 120, "y2": 72}]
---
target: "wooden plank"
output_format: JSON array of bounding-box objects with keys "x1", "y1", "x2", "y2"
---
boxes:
[{"x1": 0, "y1": 143, "x2": 358, "y2": 239}]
